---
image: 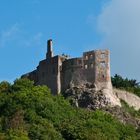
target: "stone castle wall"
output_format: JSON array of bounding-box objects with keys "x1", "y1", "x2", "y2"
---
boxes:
[
  {"x1": 61, "y1": 58, "x2": 83, "y2": 91},
  {"x1": 22, "y1": 40, "x2": 112, "y2": 94}
]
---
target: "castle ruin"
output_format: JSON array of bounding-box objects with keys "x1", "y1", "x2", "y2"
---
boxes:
[{"x1": 22, "y1": 39, "x2": 112, "y2": 95}]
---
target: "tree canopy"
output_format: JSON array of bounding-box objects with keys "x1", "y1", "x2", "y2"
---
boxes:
[
  {"x1": 112, "y1": 74, "x2": 140, "y2": 97},
  {"x1": 0, "y1": 78, "x2": 139, "y2": 139}
]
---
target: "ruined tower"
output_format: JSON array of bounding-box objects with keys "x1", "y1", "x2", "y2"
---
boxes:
[
  {"x1": 46, "y1": 39, "x2": 53, "y2": 59},
  {"x1": 82, "y1": 50, "x2": 112, "y2": 90},
  {"x1": 22, "y1": 39, "x2": 112, "y2": 94},
  {"x1": 94, "y1": 50, "x2": 112, "y2": 90}
]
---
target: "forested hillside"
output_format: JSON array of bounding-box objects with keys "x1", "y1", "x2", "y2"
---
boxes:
[{"x1": 0, "y1": 78, "x2": 140, "y2": 140}]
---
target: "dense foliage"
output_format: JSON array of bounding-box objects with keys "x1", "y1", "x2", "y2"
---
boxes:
[
  {"x1": 0, "y1": 78, "x2": 139, "y2": 139},
  {"x1": 112, "y1": 74, "x2": 140, "y2": 97}
]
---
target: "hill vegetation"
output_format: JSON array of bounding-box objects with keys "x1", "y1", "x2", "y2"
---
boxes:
[
  {"x1": 0, "y1": 78, "x2": 140, "y2": 139},
  {"x1": 112, "y1": 74, "x2": 140, "y2": 97}
]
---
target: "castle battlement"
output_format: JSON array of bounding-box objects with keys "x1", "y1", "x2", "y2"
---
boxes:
[{"x1": 22, "y1": 39, "x2": 112, "y2": 94}]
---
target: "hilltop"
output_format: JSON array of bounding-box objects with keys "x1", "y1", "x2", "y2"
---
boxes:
[{"x1": 0, "y1": 78, "x2": 140, "y2": 139}]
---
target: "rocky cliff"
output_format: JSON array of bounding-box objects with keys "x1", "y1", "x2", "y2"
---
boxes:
[
  {"x1": 63, "y1": 84, "x2": 140, "y2": 127},
  {"x1": 64, "y1": 83, "x2": 121, "y2": 109},
  {"x1": 114, "y1": 88, "x2": 140, "y2": 110}
]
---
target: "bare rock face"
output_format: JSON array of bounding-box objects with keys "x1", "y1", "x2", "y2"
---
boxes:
[
  {"x1": 114, "y1": 88, "x2": 140, "y2": 110},
  {"x1": 64, "y1": 83, "x2": 121, "y2": 110},
  {"x1": 64, "y1": 85, "x2": 140, "y2": 127}
]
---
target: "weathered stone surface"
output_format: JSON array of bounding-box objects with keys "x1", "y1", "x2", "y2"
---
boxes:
[
  {"x1": 22, "y1": 39, "x2": 112, "y2": 95},
  {"x1": 114, "y1": 88, "x2": 140, "y2": 110},
  {"x1": 64, "y1": 84, "x2": 121, "y2": 110},
  {"x1": 64, "y1": 86, "x2": 140, "y2": 127}
]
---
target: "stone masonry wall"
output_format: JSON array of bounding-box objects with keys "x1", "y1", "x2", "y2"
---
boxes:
[{"x1": 21, "y1": 40, "x2": 112, "y2": 95}]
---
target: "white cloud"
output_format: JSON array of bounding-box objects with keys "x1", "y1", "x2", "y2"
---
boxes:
[
  {"x1": 0, "y1": 24, "x2": 43, "y2": 48},
  {"x1": 0, "y1": 23, "x2": 20, "y2": 47},
  {"x1": 96, "y1": 0, "x2": 140, "y2": 80}
]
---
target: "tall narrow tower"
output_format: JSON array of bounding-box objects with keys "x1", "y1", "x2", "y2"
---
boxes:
[
  {"x1": 46, "y1": 39, "x2": 53, "y2": 60},
  {"x1": 94, "y1": 50, "x2": 112, "y2": 90}
]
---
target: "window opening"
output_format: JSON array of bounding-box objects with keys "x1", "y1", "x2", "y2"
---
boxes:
[
  {"x1": 90, "y1": 63, "x2": 93, "y2": 68},
  {"x1": 84, "y1": 65, "x2": 88, "y2": 69},
  {"x1": 100, "y1": 61, "x2": 106, "y2": 68},
  {"x1": 90, "y1": 54, "x2": 93, "y2": 59},
  {"x1": 101, "y1": 53, "x2": 106, "y2": 59},
  {"x1": 85, "y1": 55, "x2": 88, "y2": 60}
]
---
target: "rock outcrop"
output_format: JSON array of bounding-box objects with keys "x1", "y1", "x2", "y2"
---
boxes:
[
  {"x1": 114, "y1": 88, "x2": 140, "y2": 110},
  {"x1": 64, "y1": 83, "x2": 121, "y2": 110},
  {"x1": 64, "y1": 85, "x2": 140, "y2": 127}
]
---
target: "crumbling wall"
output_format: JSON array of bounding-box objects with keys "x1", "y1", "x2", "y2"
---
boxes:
[
  {"x1": 94, "y1": 50, "x2": 112, "y2": 90},
  {"x1": 21, "y1": 39, "x2": 112, "y2": 95},
  {"x1": 61, "y1": 58, "x2": 84, "y2": 91},
  {"x1": 61, "y1": 50, "x2": 112, "y2": 92},
  {"x1": 83, "y1": 51, "x2": 96, "y2": 83},
  {"x1": 82, "y1": 50, "x2": 112, "y2": 90},
  {"x1": 21, "y1": 70, "x2": 38, "y2": 84},
  {"x1": 37, "y1": 56, "x2": 59, "y2": 94}
]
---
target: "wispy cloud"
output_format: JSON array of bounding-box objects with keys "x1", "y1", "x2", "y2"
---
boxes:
[
  {"x1": 0, "y1": 23, "x2": 20, "y2": 47},
  {"x1": 23, "y1": 32, "x2": 43, "y2": 47},
  {"x1": 0, "y1": 23, "x2": 43, "y2": 48},
  {"x1": 93, "y1": 0, "x2": 140, "y2": 80}
]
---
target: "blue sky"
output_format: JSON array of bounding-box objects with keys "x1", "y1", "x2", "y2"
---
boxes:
[{"x1": 0, "y1": 0, "x2": 140, "y2": 82}]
